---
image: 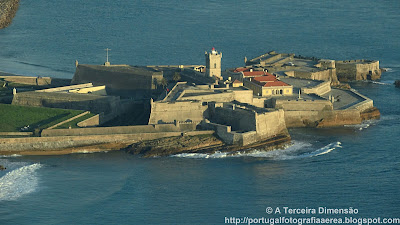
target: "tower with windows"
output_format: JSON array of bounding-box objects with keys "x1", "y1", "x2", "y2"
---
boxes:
[{"x1": 205, "y1": 47, "x2": 222, "y2": 79}]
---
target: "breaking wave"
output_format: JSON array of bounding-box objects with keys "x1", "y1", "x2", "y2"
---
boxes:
[
  {"x1": 0, "y1": 163, "x2": 43, "y2": 201},
  {"x1": 172, "y1": 142, "x2": 342, "y2": 160}
]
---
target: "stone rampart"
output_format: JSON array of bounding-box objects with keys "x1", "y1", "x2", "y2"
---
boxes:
[
  {"x1": 0, "y1": 75, "x2": 71, "y2": 86},
  {"x1": 0, "y1": 130, "x2": 214, "y2": 152},
  {"x1": 207, "y1": 103, "x2": 288, "y2": 145},
  {"x1": 301, "y1": 80, "x2": 331, "y2": 96},
  {"x1": 336, "y1": 60, "x2": 381, "y2": 80},
  {"x1": 284, "y1": 109, "x2": 361, "y2": 128},
  {"x1": 200, "y1": 120, "x2": 257, "y2": 146},
  {"x1": 36, "y1": 83, "x2": 94, "y2": 92},
  {"x1": 148, "y1": 100, "x2": 208, "y2": 124},
  {"x1": 46, "y1": 111, "x2": 90, "y2": 129},
  {"x1": 12, "y1": 91, "x2": 120, "y2": 114},
  {"x1": 347, "y1": 89, "x2": 374, "y2": 112},
  {"x1": 273, "y1": 99, "x2": 333, "y2": 111},
  {"x1": 41, "y1": 122, "x2": 197, "y2": 137}
]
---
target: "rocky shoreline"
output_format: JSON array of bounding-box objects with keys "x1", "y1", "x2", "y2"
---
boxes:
[
  {"x1": 0, "y1": 0, "x2": 19, "y2": 29},
  {"x1": 124, "y1": 133, "x2": 291, "y2": 158}
]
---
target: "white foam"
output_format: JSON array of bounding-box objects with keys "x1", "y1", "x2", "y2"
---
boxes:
[
  {"x1": 0, "y1": 154, "x2": 22, "y2": 158},
  {"x1": 370, "y1": 81, "x2": 391, "y2": 85},
  {"x1": 345, "y1": 122, "x2": 371, "y2": 131},
  {"x1": 171, "y1": 141, "x2": 341, "y2": 160},
  {"x1": 0, "y1": 163, "x2": 42, "y2": 201}
]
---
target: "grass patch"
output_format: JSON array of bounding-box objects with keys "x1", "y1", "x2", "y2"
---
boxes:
[
  {"x1": 56, "y1": 113, "x2": 95, "y2": 129},
  {"x1": 0, "y1": 104, "x2": 85, "y2": 132}
]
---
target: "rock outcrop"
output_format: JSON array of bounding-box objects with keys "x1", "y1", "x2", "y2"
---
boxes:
[
  {"x1": 124, "y1": 133, "x2": 291, "y2": 157},
  {"x1": 395, "y1": 80, "x2": 400, "y2": 88},
  {"x1": 0, "y1": 165, "x2": 6, "y2": 170},
  {"x1": 0, "y1": 0, "x2": 19, "y2": 29}
]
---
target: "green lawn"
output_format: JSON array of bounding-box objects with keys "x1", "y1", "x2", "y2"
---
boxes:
[{"x1": 0, "y1": 104, "x2": 85, "y2": 132}]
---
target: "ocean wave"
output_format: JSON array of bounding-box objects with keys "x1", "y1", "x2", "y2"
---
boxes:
[
  {"x1": 172, "y1": 141, "x2": 341, "y2": 160},
  {"x1": 0, "y1": 163, "x2": 42, "y2": 201},
  {"x1": 344, "y1": 120, "x2": 377, "y2": 131},
  {"x1": 369, "y1": 81, "x2": 392, "y2": 85},
  {"x1": 0, "y1": 154, "x2": 22, "y2": 158}
]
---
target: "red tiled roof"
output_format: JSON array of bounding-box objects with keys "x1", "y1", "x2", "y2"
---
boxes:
[
  {"x1": 253, "y1": 75, "x2": 277, "y2": 82},
  {"x1": 264, "y1": 72, "x2": 274, "y2": 76},
  {"x1": 263, "y1": 81, "x2": 290, "y2": 87},
  {"x1": 233, "y1": 67, "x2": 248, "y2": 72},
  {"x1": 233, "y1": 79, "x2": 242, "y2": 84},
  {"x1": 242, "y1": 71, "x2": 265, "y2": 77}
]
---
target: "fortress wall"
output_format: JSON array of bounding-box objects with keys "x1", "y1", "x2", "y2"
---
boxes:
[
  {"x1": 293, "y1": 71, "x2": 313, "y2": 79},
  {"x1": 251, "y1": 98, "x2": 265, "y2": 108},
  {"x1": 212, "y1": 106, "x2": 256, "y2": 132},
  {"x1": 301, "y1": 81, "x2": 331, "y2": 95},
  {"x1": 347, "y1": 89, "x2": 374, "y2": 112},
  {"x1": 336, "y1": 60, "x2": 380, "y2": 80},
  {"x1": 284, "y1": 71, "x2": 295, "y2": 77},
  {"x1": 0, "y1": 76, "x2": 71, "y2": 86},
  {"x1": 260, "y1": 54, "x2": 282, "y2": 64},
  {"x1": 274, "y1": 99, "x2": 333, "y2": 111},
  {"x1": 355, "y1": 61, "x2": 381, "y2": 80},
  {"x1": 36, "y1": 83, "x2": 93, "y2": 92},
  {"x1": 336, "y1": 62, "x2": 357, "y2": 80},
  {"x1": 12, "y1": 92, "x2": 120, "y2": 114},
  {"x1": 0, "y1": 131, "x2": 214, "y2": 152},
  {"x1": 200, "y1": 121, "x2": 241, "y2": 145},
  {"x1": 241, "y1": 131, "x2": 258, "y2": 146},
  {"x1": 41, "y1": 123, "x2": 197, "y2": 137},
  {"x1": 72, "y1": 65, "x2": 159, "y2": 97},
  {"x1": 233, "y1": 90, "x2": 254, "y2": 104},
  {"x1": 180, "y1": 92, "x2": 234, "y2": 102},
  {"x1": 255, "y1": 109, "x2": 288, "y2": 138},
  {"x1": 148, "y1": 101, "x2": 208, "y2": 124},
  {"x1": 284, "y1": 109, "x2": 361, "y2": 128},
  {"x1": 77, "y1": 114, "x2": 101, "y2": 127},
  {"x1": 311, "y1": 69, "x2": 338, "y2": 84},
  {"x1": 316, "y1": 109, "x2": 361, "y2": 127}
]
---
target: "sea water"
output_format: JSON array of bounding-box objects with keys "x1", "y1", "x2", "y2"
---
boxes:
[{"x1": 0, "y1": 1, "x2": 399, "y2": 224}]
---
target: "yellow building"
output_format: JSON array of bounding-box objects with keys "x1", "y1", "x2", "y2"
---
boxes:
[{"x1": 244, "y1": 75, "x2": 293, "y2": 96}]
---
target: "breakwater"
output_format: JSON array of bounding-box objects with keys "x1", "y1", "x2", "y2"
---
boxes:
[{"x1": 0, "y1": 0, "x2": 19, "y2": 29}]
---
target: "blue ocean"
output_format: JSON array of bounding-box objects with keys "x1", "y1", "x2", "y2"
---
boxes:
[{"x1": 0, "y1": 1, "x2": 399, "y2": 224}]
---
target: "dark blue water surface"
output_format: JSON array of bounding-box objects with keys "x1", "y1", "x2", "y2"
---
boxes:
[{"x1": 0, "y1": 1, "x2": 399, "y2": 224}]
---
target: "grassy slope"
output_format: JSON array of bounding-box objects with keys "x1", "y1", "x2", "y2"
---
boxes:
[{"x1": 0, "y1": 104, "x2": 84, "y2": 132}]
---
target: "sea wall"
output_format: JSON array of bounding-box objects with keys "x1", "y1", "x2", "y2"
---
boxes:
[
  {"x1": 0, "y1": 130, "x2": 214, "y2": 152},
  {"x1": 284, "y1": 109, "x2": 361, "y2": 128},
  {"x1": 41, "y1": 122, "x2": 197, "y2": 137},
  {"x1": 0, "y1": 0, "x2": 19, "y2": 29}
]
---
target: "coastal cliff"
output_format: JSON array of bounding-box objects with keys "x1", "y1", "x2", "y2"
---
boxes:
[{"x1": 0, "y1": 0, "x2": 19, "y2": 29}]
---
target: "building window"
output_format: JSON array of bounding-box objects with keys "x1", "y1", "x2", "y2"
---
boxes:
[{"x1": 214, "y1": 63, "x2": 217, "y2": 68}]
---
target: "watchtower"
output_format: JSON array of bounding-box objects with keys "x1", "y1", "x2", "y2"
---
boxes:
[{"x1": 205, "y1": 47, "x2": 222, "y2": 79}]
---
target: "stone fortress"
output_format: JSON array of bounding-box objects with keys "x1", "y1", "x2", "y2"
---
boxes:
[{"x1": 2, "y1": 48, "x2": 382, "y2": 153}]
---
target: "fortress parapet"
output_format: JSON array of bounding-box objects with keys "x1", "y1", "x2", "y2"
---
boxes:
[{"x1": 335, "y1": 59, "x2": 381, "y2": 81}]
